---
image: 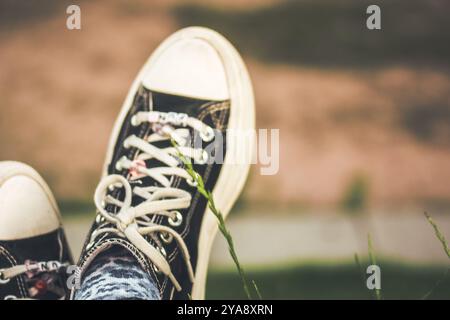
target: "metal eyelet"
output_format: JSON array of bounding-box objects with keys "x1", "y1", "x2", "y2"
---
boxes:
[
  {"x1": 116, "y1": 156, "x2": 129, "y2": 171},
  {"x1": 168, "y1": 211, "x2": 183, "y2": 227},
  {"x1": 0, "y1": 271, "x2": 10, "y2": 284},
  {"x1": 187, "y1": 178, "x2": 198, "y2": 187},
  {"x1": 95, "y1": 214, "x2": 105, "y2": 224},
  {"x1": 123, "y1": 139, "x2": 131, "y2": 149},
  {"x1": 131, "y1": 115, "x2": 139, "y2": 126},
  {"x1": 200, "y1": 127, "x2": 214, "y2": 142},
  {"x1": 153, "y1": 247, "x2": 167, "y2": 273},
  {"x1": 160, "y1": 232, "x2": 173, "y2": 244},
  {"x1": 196, "y1": 150, "x2": 209, "y2": 165}
]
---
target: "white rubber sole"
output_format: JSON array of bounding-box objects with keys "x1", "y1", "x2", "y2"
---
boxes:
[{"x1": 102, "y1": 27, "x2": 255, "y2": 300}]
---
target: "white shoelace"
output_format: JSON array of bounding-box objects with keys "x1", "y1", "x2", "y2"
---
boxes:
[
  {"x1": 0, "y1": 260, "x2": 67, "y2": 284},
  {"x1": 88, "y1": 111, "x2": 215, "y2": 292},
  {"x1": 0, "y1": 260, "x2": 68, "y2": 300}
]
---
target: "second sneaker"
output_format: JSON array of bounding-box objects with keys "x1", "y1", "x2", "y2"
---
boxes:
[
  {"x1": 73, "y1": 27, "x2": 255, "y2": 300},
  {"x1": 0, "y1": 161, "x2": 73, "y2": 300}
]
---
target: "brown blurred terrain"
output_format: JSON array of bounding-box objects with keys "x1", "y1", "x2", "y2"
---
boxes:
[
  {"x1": 1, "y1": 0, "x2": 449, "y2": 299},
  {"x1": 1, "y1": 0, "x2": 450, "y2": 211}
]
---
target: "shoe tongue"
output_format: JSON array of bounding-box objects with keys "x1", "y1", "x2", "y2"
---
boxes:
[{"x1": 80, "y1": 242, "x2": 152, "y2": 284}]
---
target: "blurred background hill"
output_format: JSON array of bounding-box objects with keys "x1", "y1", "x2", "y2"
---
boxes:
[{"x1": 1, "y1": 0, "x2": 450, "y2": 209}]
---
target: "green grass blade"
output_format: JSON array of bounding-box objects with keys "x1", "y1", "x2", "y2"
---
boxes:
[
  {"x1": 367, "y1": 234, "x2": 382, "y2": 300},
  {"x1": 421, "y1": 268, "x2": 449, "y2": 300},
  {"x1": 424, "y1": 212, "x2": 450, "y2": 259},
  {"x1": 171, "y1": 139, "x2": 260, "y2": 299}
]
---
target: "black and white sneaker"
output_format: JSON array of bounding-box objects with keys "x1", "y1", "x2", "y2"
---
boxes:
[
  {"x1": 0, "y1": 162, "x2": 73, "y2": 300},
  {"x1": 73, "y1": 27, "x2": 255, "y2": 300}
]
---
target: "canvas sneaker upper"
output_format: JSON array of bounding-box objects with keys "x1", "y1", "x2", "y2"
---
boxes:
[
  {"x1": 74, "y1": 87, "x2": 230, "y2": 299},
  {"x1": 0, "y1": 162, "x2": 73, "y2": 300}
]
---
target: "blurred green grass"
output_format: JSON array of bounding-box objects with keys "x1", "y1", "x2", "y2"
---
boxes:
[
  {"x1": 174, "y1": 0, "x2": 450, "y2": 67},
  {"x1": 207, "y1": 261, "x2": 450, "y2": 299},
  {"x1": 60, "y1": 203, "x2": 450, "y2": 299},
  {"x1": 59, "y1": 199, "x2": 95, "y2": 217}
]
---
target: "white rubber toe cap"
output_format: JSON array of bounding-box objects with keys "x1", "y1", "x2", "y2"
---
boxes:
[
  {"x1": 0, "y1": 161, "x2": 60, "y2": 240},
  {"x1": 142, "y1": 37, "x2": 230, "y2": 101}
]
